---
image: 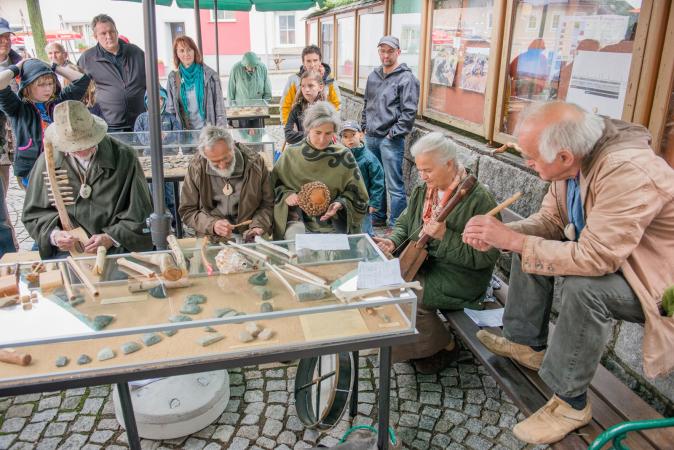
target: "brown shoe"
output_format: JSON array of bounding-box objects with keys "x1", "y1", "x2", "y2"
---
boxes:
[
  {"x1": 513, "y1": 395, "x2": 592, "y2": 444},
  {"x1": 476, "y1": 330, "x2": 544, "y2": 370}
]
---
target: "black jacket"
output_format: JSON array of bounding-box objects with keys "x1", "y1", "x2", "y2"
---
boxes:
[
  {"x1": 0, "y1": 74, "x2": 91, "y2": 177},
  {"x1": 0, "y1": 49, "x2": 22, "y2": 151},
  {"x1": 77, "y1": 41, "x2": 146, "y2": 130},
  {"x1": 284, "y1": 103, "x2": 305, "y2": 145},
  {"x1": 361, "y1": 63, "x2": 420, "y2": 138}
]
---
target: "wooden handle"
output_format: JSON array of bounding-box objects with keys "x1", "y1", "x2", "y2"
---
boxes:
[
  {"x1": 0, "y1": 349, "x2": 31, "y2": 366},
  {"x1": 167, "y1": 235, "x2": 188, "y2": 276},
  {"x1": 117, "y1": 258, "x2": 156, "y2": 279},
  {"x1": 486, "y1": 192, "x2": 522, "y2": 217},
  {"x1": 93, "y1": 246, "x2": 107, "y2": 276},
  {"x1": 130, "y1": 252, "x2": 182, "y2": 281},
  {"x1": 66, "y1": 257, "x2": 99, "y2": 296},
  {"x1": 59, "y1": 262, "x2": 76, "y2": 301},
  {"x1": 232, "y1": 219, "x2": 253, "y2": 229}
]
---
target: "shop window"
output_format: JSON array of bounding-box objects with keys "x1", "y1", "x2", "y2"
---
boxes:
[
  {"x1": 309, "y1": 21, "x2": 318, "y2": 46},
  {"x1": 321, "y1": 20, "x2": 334, "y2": 69},
  {"x1": 426, "y1": 0, "x2": 494, "y2": 125},
  {"x1": 358, "y1": 11, "x2": 385, "y2": 90},
  {"x1": 391, "y1": 0, "x2": 422, "y2": 77},
  {"x1": 501, "y1": 0, "x2": 642, "y2": 134},
  {"x1": 337, "y1": 16, "x2": 355, "y2": 87}
]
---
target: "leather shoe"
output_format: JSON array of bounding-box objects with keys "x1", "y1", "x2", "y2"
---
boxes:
[
  {"x1": 413, "y1": 343, "x2": 460, "y2": 374},
  {"x1": 513, "y1": 395, "x2": 592, "y2": 444},
  {"x1": 476, "y1": 330, "x2": 544, "y2": 370}
]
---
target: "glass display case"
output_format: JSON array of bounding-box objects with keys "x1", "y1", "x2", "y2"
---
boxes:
[
  {"x1": 225, "y1": 99, "x2": 270, "y2": 119},
  {"x1": 0, "y1": 235, "x2": 416, "y2": 391}
]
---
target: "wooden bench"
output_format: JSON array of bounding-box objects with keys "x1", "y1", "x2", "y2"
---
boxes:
[{"x1": 444, "y1": 208, "x2": 674, "y2": 449}]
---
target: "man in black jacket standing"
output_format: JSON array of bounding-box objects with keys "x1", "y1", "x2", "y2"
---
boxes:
[
  {"x1": 78, "y1": 14, "x2": 146, "y2": 132},
  {"x1": 361, "y1": 35, "x2": 419, "y2": 227}
]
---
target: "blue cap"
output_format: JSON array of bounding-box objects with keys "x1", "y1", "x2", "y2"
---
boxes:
[
  {"x1": 0, "y1": 18, "x2": 13, "y2": 35},
  {"x1": 340, "y1": 120, "x2": 361, "y2": 134}
]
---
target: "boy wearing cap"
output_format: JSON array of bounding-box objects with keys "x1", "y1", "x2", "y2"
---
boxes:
[
  {"x1": 361, "y1": 35, "x2": 419, "y2": 227},
  {"x1": 340, "y1": 120, "x2": 384, "y2": 235}
]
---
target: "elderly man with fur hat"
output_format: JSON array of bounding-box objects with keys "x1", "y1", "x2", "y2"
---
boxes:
[{"x1": 22, "y1": 100, "x2": 153, "y2": 259}]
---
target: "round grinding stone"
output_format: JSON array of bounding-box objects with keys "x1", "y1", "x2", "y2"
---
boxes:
[{"x1": 112, "y1": 370, "x2": 230, "y2": 439}]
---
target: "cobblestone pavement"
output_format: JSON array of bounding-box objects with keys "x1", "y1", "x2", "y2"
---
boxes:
[{"x1": 0, "y1": 143, "x2": 546, "y2": 450}]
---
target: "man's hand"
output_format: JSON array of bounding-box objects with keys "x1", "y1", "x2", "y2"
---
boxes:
[
  {"x1": 422, "y1": 219, "x2": 446, "y2": 240},
  {"x1": 54, "y1": 231, "x2": 78, "y2": 251},
  {"x1": 368, "y1": 206, "x2": 377, "y2": 214},
  {"x1": 285, "y1": 193, "x2": 299, "y2": 207},
  {"x1": 84, "y1": 233, "x2": 114, "y2": 253},
  {"x1": 463, "y1": 215, "x2": 525, "y2": 253},
  {"x1": 320, "y1": 202, "x2": 342, "y2": 222},
  {"x1": 213, "y1": 219, "x2": 234, "y2": 238},
  {"x1": 372, "y1": 236, "x2": 395, "y2": 256},
  {"x1": 243, "y1": 227, "x2": 264, "y2": 243}
]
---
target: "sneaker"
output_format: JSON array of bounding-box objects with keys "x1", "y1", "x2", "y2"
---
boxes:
[
  {"x1": 412, "y1": 343, "x2": 461, "y2": 374},
  {"x1": 513, "y1": 395, "x2": 592, "y2": 444},
  {"x1": 476, "y1": 330, "x2": 544, "y2": 370}
]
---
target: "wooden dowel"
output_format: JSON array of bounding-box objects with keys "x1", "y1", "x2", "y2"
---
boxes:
[
  {"x1": 128, "y1": 278, "x2": 192, "y2": 293},
  {"x1": 264, "y1": 262, "x2": 297, "y2": 299},
  {"x1": 66, "y1": 257, "x2": 99, "y2": 297},
  {"x1": 59, "y1": 262, "x2": 76, "y2": 301},
  {"x1": 198, "y1": 238, "x2": 214, "y2": 276},
  {"x1": 93, "y1": 246, "x2": 107, "y2": 276},
  {"x1": 486, "y1": 192, "x2": 522, "y2": 217},
  {"x1": 282, "y1": 263, "x2": 327, "y2": 285},
  {"x1": 117, "y1": 258, "x2": 156, "y2": 279},
  {"x1": 0, "y1": 349, "x2": 32, "y2": 366},
  {"x1": 274, "y1": 266, "x2": 328, "y2": 289},
  {"x1": 232, "y1": 219, "x2": 253, "y2": 229},
  {"x1": 167, "y1": 235, "x2": 188, "y2": 276},
  {"x1": 130, "y1": 252, "x2": 182, "y2": 281},
  {"x1": 254, "y1": 236, "x2": 296, "y2": 259},
  {"x1": 226, "y1": 242, "x2": 269, "y2": 262}
]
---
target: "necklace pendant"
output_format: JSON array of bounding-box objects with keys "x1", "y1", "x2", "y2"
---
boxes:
[
  {"x1": 222, "y1": 182, "x2": 233, "y2": 196},
  {"x1": 79, "y1": 184, "x2": 92, "y2": 199}
]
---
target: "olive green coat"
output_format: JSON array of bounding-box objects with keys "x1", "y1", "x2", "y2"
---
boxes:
[
  {"x1": 389, "y1": 181, "x2": 500, "y2": 310},
  {"x1": 22, "y1": 136, "x2": 153, "y2": 259}
]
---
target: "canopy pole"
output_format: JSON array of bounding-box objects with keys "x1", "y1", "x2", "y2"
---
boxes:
[
  {"x1": 194, "y1": 0, "x2": 202, "y2": 54},
  {"x1": 142, "y1": 0, "x2": 171, "y2": 249},
  {"x1": 214, "y1": 2, "x2": 220, "y2": 78}
]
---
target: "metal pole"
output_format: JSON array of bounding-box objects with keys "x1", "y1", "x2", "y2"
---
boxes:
[
  {"x1": 194, "y1": 0, "x2": 203, "y2": 54},
  {"x1": 214, "y1": 1, "x2": 220, "y2": 78},
  {"x1": 349, "y1": 351, "x2": 359, "y2": 417},
  {"x1": 142, "y1": 0, "x2": 171, "y2": 250},
  {"x1": 377, "y1": 347, "x2": 392, "y2": 450},
  {"x1": 116, "y1": 382, "x2": 141, "y2": 450}
]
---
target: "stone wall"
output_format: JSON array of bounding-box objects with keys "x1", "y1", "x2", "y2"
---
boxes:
[{"x1": 340, "y1": 93, "x2": 674, "y2": 415}]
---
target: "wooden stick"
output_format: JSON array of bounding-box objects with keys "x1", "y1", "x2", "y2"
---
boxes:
[
  {"x1": 128, "y1": 278, "x2": 192, "y2": 293},
  {"x1": 335, "y1": 281, "x2": 422, "y2": 303},
  {"x1": 59, "y1": 262, "x2": 77, "y2": 301},
  {"x1": 198, "y1": 238, "x2": 214, "y2": 276},
  {"x1": 0, "y1": 348, "x2": 32, "y2": 366},
  {"x1": 274, "y1": 266, "x2": 328, "y2": 289},
  {"x1": 66, "y1": 257, "x2": 99, "y2": 297},
  {"x1": 117, "y1": 258, "x2": 157, "y2": 279},
  {"x1": 264, "y1": 261, "x2": 297, "y2": 299},
  {"x1": 232, "y1": 219, "x2": 253, "y2": 229},
  {"x1": 282, "y1": 263, "x2": 327, "y2": 285},
  {"x1": 486, "y1": 192, "x2": 523, "y2": 217},
  {"x1": 93, "y1": 246, "x2": 107, "y2": 275},
  {"x1": 167, "y1": 234, "x2": 188, "y2": 276},
  {"x1": 130, "y1": 252, "x2": 182, "y2": 281},
  {"x1": 254, "y1": 236, "x2": 296, "y2": 259},
  {"x1": 226, "y1": 242, "x2": 269, "y2": 262}
]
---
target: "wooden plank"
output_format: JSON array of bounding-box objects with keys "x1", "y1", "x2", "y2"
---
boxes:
[{"x1": 648, "y1": 3, "x2": 674, "y2": 155}]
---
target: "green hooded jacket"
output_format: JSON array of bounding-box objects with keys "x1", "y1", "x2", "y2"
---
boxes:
[
  {"x1": 22, "y1": 136, "x2": 153, "y2": 259},
  {"x1": 389, "y1": 181, "x2": 500, "y2": 310},
  {"x1": 227, "y1": 52, "x2": 272, "y2": 102}
]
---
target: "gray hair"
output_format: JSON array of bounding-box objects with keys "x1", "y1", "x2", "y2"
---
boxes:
[
  {"x1": 302, "y1": 101, "x2": 341, "y2": 133},
  {"x1": 410, "y1": 132, "x2": 457, "y2": 164},
  {"x1": 515, "y1": 101, "x2": 605, "y2": 163},
  {"x1": 45, "y1": 42, "x2": 66, "y2": 53},
  {"x1": 91, "y1": 14, "x2": 116, "y2": 31},
  {"x1": 197, "y1": 125, "x2": 234, "y2": 155}
]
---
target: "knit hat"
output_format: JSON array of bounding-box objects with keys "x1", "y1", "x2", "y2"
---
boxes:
[
  {"x1": 44, "y1": 100, "x2": 108, "y2": 153},
  {"x1": 144, "y1": 86, "x2": 169, "y2": 114},
  {"x1": 18, "y1": 59, "x2": 57, "y2": 97},
  {"x1": 242, "y1": 51, "x2": 260, "y2": 68}
]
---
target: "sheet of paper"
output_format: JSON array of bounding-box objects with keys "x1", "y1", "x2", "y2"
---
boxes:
[
  {"x1": 463, "y1": 307, "x2": 504, "y2": 328},
  {"x1": 295, "y1": 233, "x2": 349, "y2": 251},
  {"x1": 356, "y1": 259, "x2": 405, "y2": 290}
]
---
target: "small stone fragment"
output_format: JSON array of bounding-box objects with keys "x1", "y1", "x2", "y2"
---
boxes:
[
  {"x1": 381, "y1": 314, "x2": 392, "y2": 323},
  {"x1": 258, "y1": 328, "x2": 274, "y2": 341},
  {"x1": 77, "y1": 354, "x2": 91, "y2": 365},
  {"x1": 260, "y1": 302, "x2": 273, "y2": 313},
  {"x1": 235, "y1": 311, "x2": 247, "y2": 316},
  {"x1": 97, "y1": 347, "x2": 116, "y2": 361},
  {"x1": 214, "y1": 308, "x2": 237, "y2": 318},
  {"x1": 142, "y1": 333, "x2": 162, "y2": 346},
  {"x1": 365, "y1": 307, "x2": 376, "y2": 316},
  {"x1": 169, "y1": 314, "x2": 192, "y2": 323},
  {"x1": 162, "y1": 329, "x2": 178, "y2": 337},
  {"x1": 180, "y1": 303, "x2": 202, "y2": 315},
  {"x1": 21, "y1": 294, "x2": 30, "y2": 303},
  {"x1": 245, "y1": 322, "x2": 260, "y2": 337},
  {"x1": 196, "y1": 333, "x2": 224, "y2": 346},
  {"x1": 253, "y1": 286, "x2": 272, "y2": 300},
  {"x1": 91, "y1": 315, "x2": 114, "y2": 331},
  {"x1": 22, "y1": 302, "x2": 32, "y2": 310},
  {"x1": 295, "y1": 283, "x2": 328, "y2": 301},
  {"x1": 148, "y1": 285, "x2": 167, "y2": 299},
  {"x1": 69, "y1": 296, "x2": 85, "y2": 307},
  {"x1": 238, "y1": 331, "x2": 254, "y2": 343},
  {"x1": 121, "y1": 341, "x2": 142, "y2": 355},
  {"x1": 248, "y1": 271, "x2": 268, "y2": 286},
  {"x1": 55, "y1": 356, "x2": 69, "y2": 367},
  {"x1": 184, "y1": 294, "x2": 207, "y2": 305},
  {"x1": 204, "y1": 326, "x2": 217, "y2": 333}
]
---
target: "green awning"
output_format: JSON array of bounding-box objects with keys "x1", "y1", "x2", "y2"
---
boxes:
[{"x1": 114, "y1": 0, "x2": 324, "y2": 11}]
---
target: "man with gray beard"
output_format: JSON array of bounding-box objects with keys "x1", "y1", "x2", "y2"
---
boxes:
[{"x1": 179, "y1": 126, "x2": 273, "y2": 242}]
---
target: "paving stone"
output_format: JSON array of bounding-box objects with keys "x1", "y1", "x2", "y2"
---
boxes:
[
  {"x1": 397, "y1": 426, "x2": 417, "y2": 444},
  {"x1": 398, "y1": 388, "x2": 417, "y2": 401},
  {"x1": 359, "y1": 393, "x2": 376, "y2": 404},
  {"x1": 431, "y1": 433, "x2": 452, "y2": 448},
  {"x1": 420, "y1": 382, "x2": 441, "y2": 392},
  {"x1": 229, "y1": 385, "x2": 245, "y2": 397},
  {"x1": 285, "y1": 416, "x2": 304, "y2": 432},
  {"x1": 434, "y1": 418, "x2": 452, "y2": 433},
  {"x1": 56, "y1": 412, "x2": 77, "y2": 421},
  {"x1": 465, "y1": 434, "x2": 494, "y2": 450},
  {"x1": 245, "y1": 370, "x2": 262, "y2": 379},
  {"x1": 398, "y1": 413, "x2": 420, "y2": 428},
  {"x1": 265, "y1": 404, "x2": 285, "y2": 420},
  {"x1": 419, "y1": 415, "x2": 437, "y2": 431},
  {"x1": 69, "y1": 415, "x2": 95, "y2": 433},
  {"x1": 241, "y1": 414, "x2": 260, "y2": 425},
  {"x1": 12, "y1": 394, "x2": 40, "y2": 403},
  {"x1": 422, "y1": 406, "x2": 442, "y2": 419},
  {"x1": 96, "y1": 418, "x2": 119, "y2": 430},
  {"x1": 482, "y1": 410, "x2": 500, "y2": 426},
  {"x1": 37, "y1": 396, "x2": 61, "y2": 412},
  {"x1": 245, "y1": 402, "x2": 265, "y2": 416},
  {"x1": 0, "y1": 434, "x2": 17, "y2": 449},
  {"x1": 247, "y1": 379, "x2": 264, "y2": 389},
  {"x1": 224, "y1": 399, "x2": 240, "y2": 412},
  {"x1": 236, "y1": 425, "x2": 260, "y2": 440},
  {"x1": 212, "y1": 424, "x2": 234, "y2": 442},
  {"x1": 450, "y1": 426, "x2": 469, "y2": 443},
  {"x1": 61, "y1": 396, "x2": 82, "y2": 410},
  {"x1": 64, "y1": 389, "x2": 85, "y2": 398},
  {"x1": 268, "y1": 391, "x2": 289, "y2": 403},
  {"x1": 465, "y1": 418, "x2": 484, "y2": 434},
  {"x1": 192, "y1": 425, "x2": 216, "y2": 439},
  {"x1": 400, "y1": 401, "x2": 420, "y2": 413},
  {"x1": 498, "y1": 414, "x2": 517, "y2": 429},
  {"x1": 498, "y1": 430, "x2": 525, "y2": 450},
  {"x1": 35, "y1": 437, "x2": 60, "y2": 450},
  {"x1": 317, "y1": 436, "x2": 340, "y2": 447},
  {"x1": 218, "y1": 412, "x2": 241, "y2": 425},
  {"x1": 443, "y1": 397, "x2": 464, "y2": 410},
  {"x1": 277, "y1": 431, "x2": 297, "y2": 446},
  {"x1": 44, "y1": 421, "x2": 68, "y2": 438},
  {"x1": 465, "y1": 404, "x2": 482, "y2": 418},
  {"x1": 265, "y1": 369, "x2": 284, "y2": 378},
  {"x1": 481, "y1": 425, "x2": 500, "y2": 439},
  {"x1": 80, "y1": 398, "x2": 104, "y2": 415},
  {"x1": 182, "y1": 438, "x2": 207, "y2": 450},
  {"x1": 302, "y1": 429, "x2": 320, "y2": 443},
  {"x1": 5, "y1": 404, "x2": 33, "y2": 419},
  {"x1": 266, "y1": 380, "x2": 286, "y2": 391},
  {"x1": 88, "y1": 430, "x2": 114, "y2": 444},
  {"x1": 261, "y1": 418, "x2": 283, "y2": 438},
  {"x1": 18, "y1": 421, "x2": 47, "y2": 442},
  {"x1": 58, "y1": 433, "x2": 88, "y2": 450},
  {"x1": 228, "y1": 437, "x2": 250, "y2": 450},
  {"x1": 294, "y1": 442, "x2": 312, "y2": 449},
  {"x1": 7, "y1": 442, "x2": 35, "y2": 450},
  {"x1": 1, "y1": 417, "x2": 26, "y2": 433},
  {"x1": 460, "y1": 374, "x2": 482, "y2": 389},
  {"x1": 254, "y1": 436, "x2": 276, "y2": 449},
  {"x1": 244, "y1": 390, "x2": 264, "y2": 403},
  {"x1": 357, "y1": 402, "x2": 373, "y2": 415},
  {"x1": 203, "y1": 444, "x2": 222, "y2": 450}
]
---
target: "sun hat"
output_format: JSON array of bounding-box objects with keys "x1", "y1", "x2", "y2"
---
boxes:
[{"x1": 44, "y1": 100, "x2": 108, "y2": 153}]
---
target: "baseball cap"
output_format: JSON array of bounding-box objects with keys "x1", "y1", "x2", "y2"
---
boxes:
[
  {"x1": 340, "y1": 120, "x2": 361, "y2": 135},
  {"x1": 0, "y1": 18, "x2": 14, "y2": 35},
  {"x1": 378, "y1": 35, "x2": 400, "y2": 50}
]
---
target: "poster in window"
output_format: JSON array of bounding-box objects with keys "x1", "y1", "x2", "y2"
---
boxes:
[
  {"x1": 430, "y1": 46, "x2": 458, "y2": 87},
  {"x1": 460, "y1": 47, "x2": 489, "y2": 94},
  {"x1": 565, "y1": 51, "x2": 631, "y2": 119}
]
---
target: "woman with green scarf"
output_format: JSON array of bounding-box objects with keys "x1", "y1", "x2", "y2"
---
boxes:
[
  {"x1": 272, "y1": 101, "x2": 369, "y2": 240},
  {"x1": 166, "y1": 36, "x2": 226, "y2": 129}
]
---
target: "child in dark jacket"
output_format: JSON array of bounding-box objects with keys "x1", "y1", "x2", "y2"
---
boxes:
[
  {"x1": 0, "y1": 58, "x2": 90, "y2": 187},
  {"x1": 340, "y1": 120, "x2": 385, "y2": 235},
  {"x1": 284, "y1": 70, "x2": 325, "y2": 145}
]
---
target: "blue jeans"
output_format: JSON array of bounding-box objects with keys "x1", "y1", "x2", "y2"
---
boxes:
[
  {"x1": 365, "y1": 135, "x2": 407, "y2": 226},
  {"x1": 361, "y1": 213, "x2": 374, "y2": 236}
]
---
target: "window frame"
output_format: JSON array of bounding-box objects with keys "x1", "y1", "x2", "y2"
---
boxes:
[
  {"x1": 277, "y1": 13, "x2": 296, "y2": 47},
  {"x1": 355, "y1": 4, "x2": 386, "y2": 95},
  {"x1": 336, "y1": 12, "x2": 357, "y2": 92},
  {"x1": 209, "y1": 10, "x2": 236, "y2": 23}
]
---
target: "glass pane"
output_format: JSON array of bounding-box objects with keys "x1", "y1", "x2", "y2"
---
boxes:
[
  {"x1": 426, "y1": 0, "x2": 494, "y2": 124},
  {"x1": 662, "y1": 86, "x2": 674, "y2": 167},
  {"x1": 309, "y1": 21, "x2": 318, "y2": 46},
  {"x1": 321, "y1": 22, "x2": 334, "y2": 68},
  {"x1": 358, "y1": 12, "x2": 385, "y2": 90},
  {"x1": 501, "y1": 0, "x2": 642, "y2": 134},
  {"x1": 391, "y1": 0, "x2": 422, "y2": 77},
  {"x1": 337, "y1": 16, "x2": 355, "y2": 86}
]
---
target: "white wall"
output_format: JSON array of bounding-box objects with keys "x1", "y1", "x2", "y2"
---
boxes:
[{"x1": 249, "y1": 10, "x2": 306, "y2": 71}]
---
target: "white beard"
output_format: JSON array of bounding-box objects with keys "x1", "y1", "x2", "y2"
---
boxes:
[{"x1": 209, "y1": 162, "x2": 235, "y2": 178}]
